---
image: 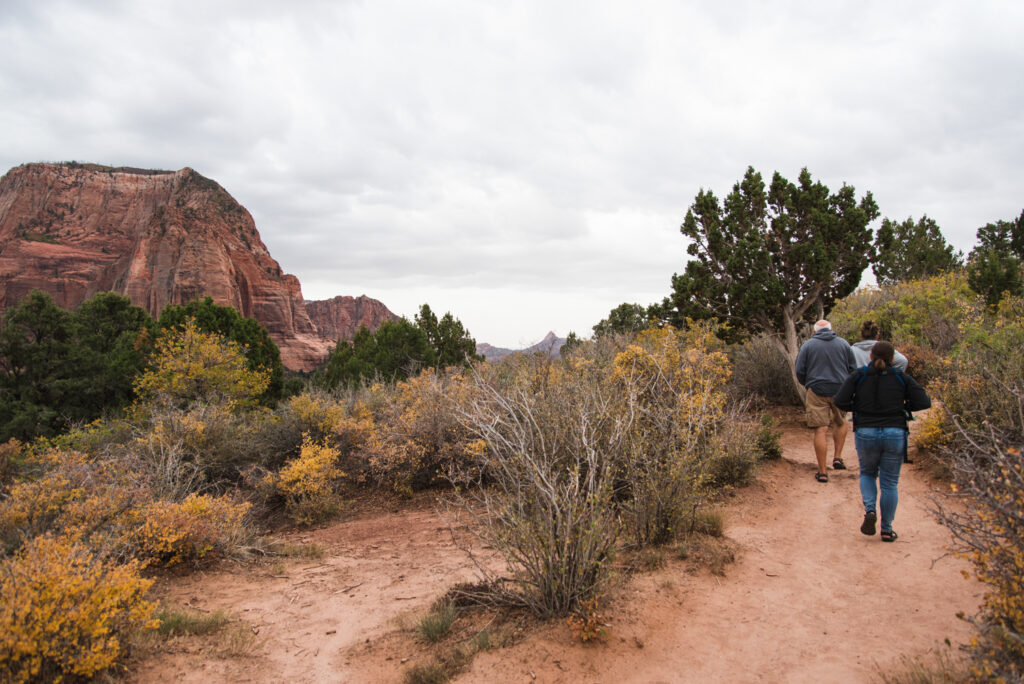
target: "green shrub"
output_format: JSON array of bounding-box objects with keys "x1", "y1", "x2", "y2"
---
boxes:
[{"x1": 417, "y1": 602, "x2": 457, "y2": 643}]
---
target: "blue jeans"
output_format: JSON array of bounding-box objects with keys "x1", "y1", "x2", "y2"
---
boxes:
[{"x1": 854, "y1": 427, "x2": 906, "y2": 532}]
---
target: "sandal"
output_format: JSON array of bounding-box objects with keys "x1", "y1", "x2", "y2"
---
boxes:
[
  {"x1": 860, "y1": 510, "x2": 877, "y2": 536},
  {"x1": 815, "y1": 472, "x2": 829, "y2": 483},
  {"x1": 832, "y1": 458, "x2": 847, "y2": 470},
  {"x1": 880, "y1": 530, "x2": 898, "y2": 542}
]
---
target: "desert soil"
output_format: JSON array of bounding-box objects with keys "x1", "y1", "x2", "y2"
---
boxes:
[{"x1": 129, "y1": 409, "x2": 981, "y2": 683}]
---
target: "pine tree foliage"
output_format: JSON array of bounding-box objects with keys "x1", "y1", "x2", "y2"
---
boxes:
[
  {"x1": 967, "y1": 209, "x2": 1024, "y2": 307},
  {"x1": 662, "y1": 166, "x2": 879, "y2": 374},
  {"x1": 871, "y1": 214, "x2": 963, "y2": 285}
]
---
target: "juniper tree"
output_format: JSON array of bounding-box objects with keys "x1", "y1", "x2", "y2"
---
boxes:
[
  {"x1": 967, "y1": 209, "x2": 1024, "y2": 306},
  {"x1": 660, "y1": 166, "x2": 879, "y2": 388},
  {"x1": 872, "y1": 214, "x2": 963, "y2": 285}
]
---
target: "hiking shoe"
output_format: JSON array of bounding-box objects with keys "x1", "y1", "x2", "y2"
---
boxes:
[
  {"x1": 832, "y1": 458, "x2": 847, "y2": 470},
  {"x1": 860, "y1": 510, "x2": 877, "y2": 536},
  {"x1": 881, "y1": 529, "x2": 898, "y2": 542}
]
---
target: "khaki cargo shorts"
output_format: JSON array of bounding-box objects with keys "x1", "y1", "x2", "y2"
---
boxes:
[{"x1": 805, "y1": 389, "x2": 847, "y2": 428}]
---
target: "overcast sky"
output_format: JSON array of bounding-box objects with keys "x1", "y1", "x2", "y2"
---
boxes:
[{"x1": 2, "y1": 1, "x2": 1022, "y2": 347}]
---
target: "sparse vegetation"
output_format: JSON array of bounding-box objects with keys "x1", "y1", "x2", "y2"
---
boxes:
[
  {"x1": 418, "y1": 602, "x2": 458, "y2": 643},
  {"x1": 155, "y1": 607, "x2": 231, "y2": 637}
]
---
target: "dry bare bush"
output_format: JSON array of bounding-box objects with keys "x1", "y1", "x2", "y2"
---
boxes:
[
  {"x1": 445, "y1": 354, "x2": 624, "y2": 617},
  {"x1": 927, "y1": 299, "x2": 1024, "y2": 680},
  {"x1": 364, "y1": 370, "x2": 481, "y2": 495},
  {"x1": 728, "y1": 334, "x2": 801, "y2": 407},
  {"x1": 933, "y1": 381, "x2": 1024, "y2": 681}
]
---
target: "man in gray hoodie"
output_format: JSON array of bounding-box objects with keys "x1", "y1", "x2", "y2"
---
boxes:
[{"x1": 795, "y1": 319, "x2": 858, "y2": 482}]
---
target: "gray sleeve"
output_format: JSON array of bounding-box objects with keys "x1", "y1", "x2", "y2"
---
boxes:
[{"x1": 893, "y1": 349, "x2": 909, "y2": 372}]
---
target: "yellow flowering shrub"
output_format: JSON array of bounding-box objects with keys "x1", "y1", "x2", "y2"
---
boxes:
[
  {"x1": 0, "y1": 450, "x2": 146, "y2": 555},
  {"x1": 288, "y1": 392, "x2": 375, "y2": 451},
  {"x1": 363, "y1": 370, "x2": 478, "y2": 495},
  {"x1": 609, "y1": 324, "x2": 736, "y2": 545},
  {"x1": 0, "y1": 535, "x2": 158, "y2": 683},
  {"x1": 131, "y1": 319, "x2": 270, "y2": 415},
  {"x1": 127, "y1": 494, "x2": 251, "y2": 567},
  {"x1": 913, "y1": 405, "x2": 952, "y2": 453},
  {"x1": 269, "y1": 435, "x2": 345, "y2": 525}
]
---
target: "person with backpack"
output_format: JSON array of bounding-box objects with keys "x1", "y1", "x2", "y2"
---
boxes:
[
  {"x1": 795, "y1": 319, "x2": 858, "y2": 483},
  {"x1": 833, "y1": 341, "x2": 931, "y2": 542},
  {"x1": 852, "y1": 320, "x2": 914, "y2": 462}
]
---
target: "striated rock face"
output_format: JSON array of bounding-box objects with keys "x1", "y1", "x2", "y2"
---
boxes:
[
  {"x1": 305, "y1": 295, "x2": 399, "y2": 343},
  {"x1": 0, "y1": 162, "x2": 334, "y2": 370}
]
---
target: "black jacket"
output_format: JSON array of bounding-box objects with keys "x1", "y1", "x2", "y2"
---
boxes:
[{"x1": 833, "y1": 364, "x2": 931, "y2": 429}]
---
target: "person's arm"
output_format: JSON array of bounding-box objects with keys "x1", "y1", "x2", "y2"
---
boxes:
[
  {"x1": 833, "y1": 372, "x2": 858, "y2": 411},
  {"x1": 904, "y1": 375, "x2": 931, "y2": 412},
  {"x1": 846, "y1": 343, "x2": 858, "y2": 374},
  {"x1": 892, "y1": 348, "x2": 909, "y2": 372}
]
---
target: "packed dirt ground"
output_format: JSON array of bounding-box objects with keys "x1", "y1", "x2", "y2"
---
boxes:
[{"x1": 129, "y1": 408, "x2": 981, "y2": 683}]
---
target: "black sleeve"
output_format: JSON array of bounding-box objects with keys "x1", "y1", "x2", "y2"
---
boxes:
[
  {"x1": 833, "y1": 372, "x2": 858, "y2": 411},
  {"x1": 904, "y1": 375, "x2": 932, "y2": 412}
]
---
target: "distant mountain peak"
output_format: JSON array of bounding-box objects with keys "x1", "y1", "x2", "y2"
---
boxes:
[{"x1": 477, "y1": 332, "x2": 566, "y2": 361}]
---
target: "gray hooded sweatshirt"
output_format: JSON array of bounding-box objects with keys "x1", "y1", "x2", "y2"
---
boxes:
[
  {"x1": 795, "y1": 329, "x2": 857, "y2": 397},
  {"x1": 851, "y1": 340, "x2": 908, "y2": 372}
]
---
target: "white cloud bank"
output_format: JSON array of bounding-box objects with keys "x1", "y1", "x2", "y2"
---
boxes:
[{"x1": 1, "y1": 0, "x2": 1022, "y2": 346}]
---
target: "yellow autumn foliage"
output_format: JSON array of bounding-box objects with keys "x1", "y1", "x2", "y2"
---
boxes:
[
  {"x1": 0, "y1": 449, "x2": 147, "y2": 555},
  {"x1": 0, "y1": 535, "x2": 158, "y2": 683},
  {"x1": 270, "y1": 435, "x2": 345, "y2": 525},
  {"x1": 127, "y1": 493, "x2": 252, "y2": 567},
  {"x1": 132, "y1": 318, "x2": 269, "y2": 415}
]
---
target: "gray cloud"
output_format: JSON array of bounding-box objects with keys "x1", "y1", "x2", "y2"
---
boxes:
[{"x1": 2, "y1": 1, "x2": 1022, "y2": 346}]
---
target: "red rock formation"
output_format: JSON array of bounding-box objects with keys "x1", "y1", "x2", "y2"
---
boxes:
[
  {"x1": 304, "y1": 295, "x2": 399, "y2": 343},
  {"x1": 0, "y1": 162, "x2": 333, "y2": 370}
]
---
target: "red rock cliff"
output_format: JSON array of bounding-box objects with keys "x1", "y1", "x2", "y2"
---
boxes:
[
  {"x1": 0, "y1": 162, "x2": 333, "y2": 370},
  {"x1": 304, "y1": 295, "x2": 399, "y2": 343}
]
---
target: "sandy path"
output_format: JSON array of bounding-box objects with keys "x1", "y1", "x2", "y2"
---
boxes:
[
  {"x1": 461, "y1": 416, "x2": 981, "y2": 683},
  {"x1": 131, "y1": 413, "x2": 982, "y2": 683}
]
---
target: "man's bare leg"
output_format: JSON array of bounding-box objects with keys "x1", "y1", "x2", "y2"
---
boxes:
[
  {"x1": 813, "y1": 426, "x2": 828, "y2": 474},
  {"x1": 833, "y1": 420, "x2": 849, "y2": 466}
]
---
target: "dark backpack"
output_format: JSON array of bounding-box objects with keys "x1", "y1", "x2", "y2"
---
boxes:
[{"x1": 852, "y1": 365, "x2": 914, "y2": 463}]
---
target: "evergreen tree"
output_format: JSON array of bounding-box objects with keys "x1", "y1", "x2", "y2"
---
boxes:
[
  {"x1": 0, "y1": 291, "x2": 155, "y2": 441},
  {"x1": 415, "y1": 304, "x2": 482, "y2": 368},
  {"x1": 967, "y1": 210, "x2": 1024, "y2": 306},
  {"x1": 871, "y1": 215, "x2": 963, "y2": 285},
  {"x1": 73, "y1": 292, "x2": 157, "y2": 415},
  {"x1": 592, "y1": 302, "x2": 652, "y2": 338},
  {"x1": 661, "y1": 166, "x2": 879, "y2": 383},
  {"x1": 323, "y1": 319, "x2": 435, "y2": 389}
]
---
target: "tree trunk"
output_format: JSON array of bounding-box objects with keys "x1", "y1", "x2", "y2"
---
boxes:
[{"x1": 774, "y1": 307, "x2": 805, "y2": 404}]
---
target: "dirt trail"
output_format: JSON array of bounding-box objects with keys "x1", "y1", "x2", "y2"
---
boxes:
[{"x1": 132, "y1": 411, "x2": 981, "y2": 683}]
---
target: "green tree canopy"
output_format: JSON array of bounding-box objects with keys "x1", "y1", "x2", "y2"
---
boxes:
[
  {"x1": 871, "y1": 214, "x2": 963, "y2": 285},
  {"x1": 323, "y1": 319, "x2": 435, "y2": 389},
  {"x1": 415, "y1": 304, "x2": 482, "y2": 368},
  {"x1": 661, "y1": 166, "x2": 879, "y2": 379},
  {"x1": 592, "y1": 302, "x2": 653, "y2": 338},
  {"x1": 0, "y1": 291, "x2": 155, "y2": 441},
  {"x1": 158, "y1": 297, "x2": 283, "y2": 403},
  {"x1": 967, "y1": 210, "x2": 1024, "y2": 307}
]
